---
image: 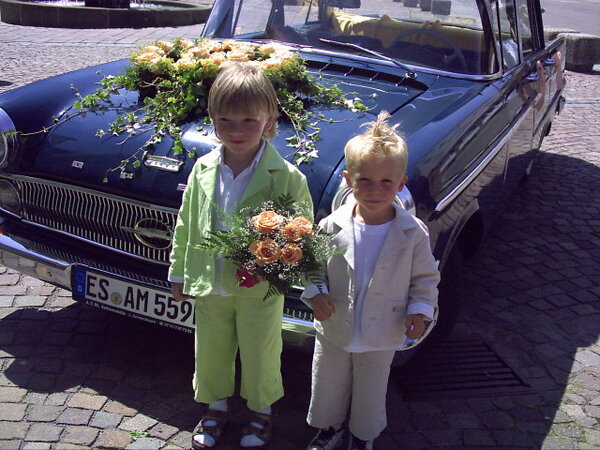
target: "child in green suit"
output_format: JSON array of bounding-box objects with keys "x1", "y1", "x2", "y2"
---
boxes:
[{"x1": 169, "y1": 62, "x2": 312, "y2": 449}]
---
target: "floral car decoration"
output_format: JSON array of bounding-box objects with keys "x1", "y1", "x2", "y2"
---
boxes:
[{"x1": 64, "y1": 37, "x2": 368, "y2": 180}]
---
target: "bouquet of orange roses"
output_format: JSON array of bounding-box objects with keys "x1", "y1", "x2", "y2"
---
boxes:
[{"x1": 198, "y1": 195, "x2": 331, "y2": 299}]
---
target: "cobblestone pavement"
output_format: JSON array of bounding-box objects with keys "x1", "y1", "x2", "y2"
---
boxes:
[{"x1": 1, "y1": 16, "x2": 600, "y2": 450}]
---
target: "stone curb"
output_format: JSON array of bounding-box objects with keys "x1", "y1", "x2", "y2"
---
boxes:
[{"x1": 545, "y1": 27, "x2": 600, "y2": 72}]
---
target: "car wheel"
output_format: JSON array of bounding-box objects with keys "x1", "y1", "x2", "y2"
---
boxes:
[{"x1": 392, "y1": 245, "x2": 463, "y2": 366}]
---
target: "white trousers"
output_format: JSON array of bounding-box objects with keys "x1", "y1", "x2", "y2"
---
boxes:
[{"x1": 306, "y1": 333, "x2": 396, "y2": 441}]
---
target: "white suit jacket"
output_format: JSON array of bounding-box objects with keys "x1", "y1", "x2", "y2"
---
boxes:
[{"x1": 304, "y1": 202, "x2": 440, "y2": 349}]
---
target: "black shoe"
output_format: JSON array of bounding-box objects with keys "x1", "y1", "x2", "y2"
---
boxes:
[
  {"x1": 347, "y1": 434, "x2": 373, "y2": 450},
  {"x1": 306, "y1": 426, "x2": 345, "y2": 450}
]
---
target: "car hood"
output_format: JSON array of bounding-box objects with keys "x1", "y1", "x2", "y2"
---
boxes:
[{"x1": 2, "y1": 55, "x2": 482, "y2": 209}]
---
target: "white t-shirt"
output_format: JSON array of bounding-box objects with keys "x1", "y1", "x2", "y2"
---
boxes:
[{"x1": 345, "y1": 217, "x2": 394, "y2": 352}]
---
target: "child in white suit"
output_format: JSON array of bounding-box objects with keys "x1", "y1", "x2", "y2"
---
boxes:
[{"x1": 302, "y1": 111, "x2": 440, "y2": 450}]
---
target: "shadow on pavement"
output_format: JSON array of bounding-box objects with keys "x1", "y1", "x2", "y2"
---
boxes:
[
  {"x1": 392, "y1": 148, "x2": 600, "y2": 447},
  {"x1": 0, "y1": 148, "x2": 598, "y2": 448}
]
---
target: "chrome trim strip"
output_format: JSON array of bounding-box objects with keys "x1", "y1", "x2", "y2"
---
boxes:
[{"x1": 434, "y1": 103, "x2": 532, "y2": 213}]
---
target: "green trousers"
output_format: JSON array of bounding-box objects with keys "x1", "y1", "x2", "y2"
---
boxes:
[{"x1": 193, "y1": 293, "x2": 285, "y2": 411}]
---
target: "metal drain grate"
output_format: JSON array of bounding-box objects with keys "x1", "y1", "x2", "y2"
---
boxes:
[{"x1": 394, "y1": 334, "x2": 532, "y2": 400}]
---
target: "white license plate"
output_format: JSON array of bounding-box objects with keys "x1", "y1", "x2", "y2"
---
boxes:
[{"x1": 71, "y1": 266, "x2": 195, "y2": 332}]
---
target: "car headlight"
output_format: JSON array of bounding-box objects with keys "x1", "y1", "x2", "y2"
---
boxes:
[
  {"x1": 332, "y1": 179, "x2": 417, "y2": 216},
  {"x1": 0, "y1": 179, "x2": 21, "y2": 215},
  {"x1": 0, "y1": 107, "x2": 18, "y2": 168}
]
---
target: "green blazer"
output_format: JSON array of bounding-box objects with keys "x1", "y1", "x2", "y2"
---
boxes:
[{"x1": 169, "y1": 142, "x2": 312, "y2": 298}]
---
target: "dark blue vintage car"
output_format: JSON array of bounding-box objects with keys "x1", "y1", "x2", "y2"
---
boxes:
[{"x1": 0, "y1": 0, "x2": 565, "y2": 359}]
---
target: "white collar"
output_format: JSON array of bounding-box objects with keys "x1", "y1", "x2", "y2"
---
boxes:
[{"x1": 217, "y1": 140, "x2": 266, "y2": 171}]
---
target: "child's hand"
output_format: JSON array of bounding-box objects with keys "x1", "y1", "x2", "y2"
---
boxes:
[
  {"x1": 405, "y1": 314, "x2": 426, "y2": 339},
  {"x1": 311, "y1": 294, "x2": 336, "y2": 321},
  {"x1": 171, "y1": 282, "x2": 193, "y2": 302}
]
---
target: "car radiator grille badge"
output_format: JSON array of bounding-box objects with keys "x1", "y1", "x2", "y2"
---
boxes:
[{"x1": 121, "y1": 218, "x2": 174, "y2": 250}]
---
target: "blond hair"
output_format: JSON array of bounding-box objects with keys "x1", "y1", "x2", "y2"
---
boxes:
[
  {"x1": 208, "y1": 62, "x2": 279, "y2": 141},
  {"x1": 344, "y1": 111, "x2": 408, "y2": 175}
]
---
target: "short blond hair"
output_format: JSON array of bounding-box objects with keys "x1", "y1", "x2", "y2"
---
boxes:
[
  {"x1": 208, "y1": 62, "x2": 279, "y2": 141},
  {"x1": 344, "y1": 111, "x2": 408, "y2": 175}
]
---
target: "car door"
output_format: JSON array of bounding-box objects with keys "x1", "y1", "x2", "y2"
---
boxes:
[
  {"x1": 493, "y1": 0, "x2": 539, "y2": 194},
  {"x1": 528, "y1": 0, "x2": 566, "y2": 152}
]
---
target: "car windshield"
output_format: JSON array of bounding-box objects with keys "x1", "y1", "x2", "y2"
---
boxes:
[{"x1": 203, "y1": 0, "x2": 496, "y2": 75}]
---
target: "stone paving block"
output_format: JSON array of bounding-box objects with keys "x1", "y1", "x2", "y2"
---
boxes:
[
  {"x1": 13, "y1": 296, "x2": 48, "y2": 308},
  {"x1": 126, "y1": 436, "x2": 164, "y2": 449},
  {"x1": 479, "y1": 411, "x2": 515, "y2": 429},
  {"x1": 0, "y1": 386, "x2": 27, "y2": 402},
  {"x1": 446, "y1": 411, "x2": 483, "y2": 429},
  {"x1": 89, "y1": 410, "x2": 123, "y2": 429},
  {"x1": 25, "y1": 374, "x2": 55, "y2": 392},
  {"x1": 493, "y1": 429, "x2": 537, "y2": 447},
  {"x1": 0, "y1": 286, "x2": 26, "y2": 296},
  {"x1": 105, "y1": 400, "x2": 139, "y2": 416},
  {"x1": 119, "y1": 413, "x2": 159, "y2": 432},
  {"x1": 0, "y1": 440, "x2": 24, "y2": 449},
  {"x1": 26, "y1": 405, "x2": 64, "y2": 422},
  {"x1": 0, "y1": 273, "x2": 20, "y2": 286},
  {"x1": 0, "y1": 421, "x2": 29, "y2": 440},
  {"x1": 63, "y1": 426, "x2": 98, "y2": 446},
  {"x1": 462, "y1": 429, "x2": 496, "y2": 447},
  {"x1": 22, "y1": 443, "x2": 52, "y2": 450},
  {"x1": 24, "y1": 423, "x2": 62, "y2": 442},
  {"x1": 95, "y1": 429, "x2": 133, "y2": 448},
  {"x1": 148, "y1": 423, "x2": 178, "y2": 441},
  {"x1": 45, "y1": 393, "x2": 69, "y2": 407},
  {"x1": 56, "y1": 408, "x2": 93, "y2": 426},
  {"x1": 67, "y1": 392, "x2": 108, "y2": 411},
  {"x1": 585, "y1": 428, "x2": 600, "y2": 447},
  {"x1": 0, "y1": 402, "x2": 26, "y2": 420}
]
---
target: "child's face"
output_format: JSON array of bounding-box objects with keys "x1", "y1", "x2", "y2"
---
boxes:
[
  {"x1": 343, "y1": 156, "x2": 408, "y2": 224},
  {"x1": 213, "y1": 109, "x2": 273, "y2": 162}
]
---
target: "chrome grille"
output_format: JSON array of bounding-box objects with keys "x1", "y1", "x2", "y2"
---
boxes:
[{"x1": 11, "y1": 177, "x2": 177, "y2": 264}]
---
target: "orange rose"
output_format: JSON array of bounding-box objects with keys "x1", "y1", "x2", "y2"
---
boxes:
[
  {"x1": 280, "y1": 243, "x2": 303, "y2": 265},
  {"x1": 249, "y1": 238, "x2": 281, "y2": 266},
  {"x1": 282, "y1": 223, "x2": 303, "y2": 242},
  {"x1": 251, "y1": 211, "x2": 285, "y2": 233},
  {"x1": 290, "y1": 216, "x2": 313, "y2": 236}
]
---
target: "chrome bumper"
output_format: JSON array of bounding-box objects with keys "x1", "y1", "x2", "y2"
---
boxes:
[
  {"x1": 0, "y1": 228, "x2": 316, "y2": 345},
  {"x1": 0, "y1": 233, "x2": 72, "y2": 290}
]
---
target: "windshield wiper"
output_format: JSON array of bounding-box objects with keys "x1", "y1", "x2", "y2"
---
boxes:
[{"x1": 319, "y1": 38, "x2": 417, "y2": 80}]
